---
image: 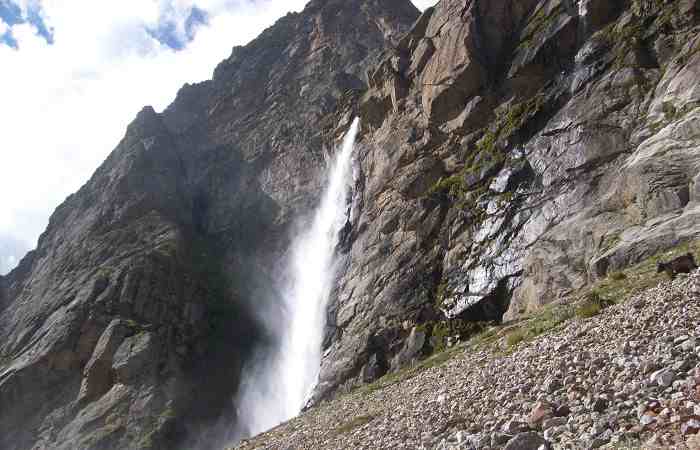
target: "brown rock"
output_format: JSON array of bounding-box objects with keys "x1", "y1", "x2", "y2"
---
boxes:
[{"x1": 528, "y1": 402, "x2": 554, "y2": 428}]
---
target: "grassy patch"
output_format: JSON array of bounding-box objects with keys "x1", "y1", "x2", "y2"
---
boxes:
[
  {"x1": 516, "y1": 5, "x2": 563, "y2": 52},
  {"x1": 609, "y1": 271, "x2": 627, "y2": 281},
  {"x1": 601, "y1": 233, "x2": 622, "y2": 252},
  {"x1": 155, "y1": 240, "x2": 178, "y2": 257},
  {"x1": 426, "y1": 173, "x2": 468, "y2": 197},
  {"x1": 334, "y1": 414, "x2": 375, "y2": 435},
  {"x1": 587, "y1": 239, "x2": 700, "y2": 306},
  {"x1": 96, "y1": 267, "x2": 114, "y2": 279},
  {"x1": 418, "y1": 319, "x2": 491, "y2": 354},
  {"x1": 125, "y1": 319, "x2": 141, "y2": 330},
  {"x1": 470, "y1": 326, "x2": 503, "y2": 349},
  {"x1": 663, "y1": 101, "x2": 678, "y2": 122},
  {"x1": 575, "y1": 296, "x2": 604, "y2": 319},
  {"x1": 499, "y1": 94, "x2": 546, "y2": 139},
  {"x1": 501, "y1": 304, "x2": 575, "y2": 350},
  {"x1": 506, "y1": 329, "x2": 526, "y2": 347}
]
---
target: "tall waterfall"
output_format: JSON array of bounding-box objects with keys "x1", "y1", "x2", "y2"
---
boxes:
[{"x1": 232, "y1": 118, "x2": 360, "y2": 440}]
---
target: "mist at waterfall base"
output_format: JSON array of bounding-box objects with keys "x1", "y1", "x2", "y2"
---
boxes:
[{"x1": 230, "y1": 118, "x2": 360, "y2": 443}]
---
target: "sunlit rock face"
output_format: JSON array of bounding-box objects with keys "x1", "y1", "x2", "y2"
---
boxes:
[
  {"x1": 314, "y1": 0, "x2": 700, "y2": 402},
  {"x1": 0, "y1": 2, "x2": 417, "y2": 449}
]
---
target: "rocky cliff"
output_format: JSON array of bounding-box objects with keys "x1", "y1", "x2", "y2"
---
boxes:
[
  {"x1": 0, "y1": 1, "x2": 418, "y2": 449},
  {"x1": 315, "y1": 0, "x2": 700, "y2": 402},
  {"x1": 3, "y1": 0, "x2": 700, "y2": 449}
]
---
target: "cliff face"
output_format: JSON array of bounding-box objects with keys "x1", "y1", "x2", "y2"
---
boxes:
[
  {"x1": 0, "y1": 2, "x2": 418, "y2": 449},
  {"x1": 3, "y1": 0, "x2": 700, "y2": 448},
  {"x1": 314, "y1": 0, "x2": 700, "y2": 400}
]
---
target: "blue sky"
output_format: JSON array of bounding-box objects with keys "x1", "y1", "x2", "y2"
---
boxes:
[
  {"x1": 0, "y1": 0, "x2": 53, "y2": 47},
  {"x1": 147, "y1": 5, "x2": 209, "y2": 50},
  {"x1": 0, "y1": 0, "x2": 434, "y2": 275}
]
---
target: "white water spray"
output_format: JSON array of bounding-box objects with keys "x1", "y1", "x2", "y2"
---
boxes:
[{"x1": 233, "y1": 118, "x2": 360, "y2": 440}]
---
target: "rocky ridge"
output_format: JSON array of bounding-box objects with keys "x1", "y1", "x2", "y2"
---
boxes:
[{"x1": 235, "y1": 269, "x2": 700, "y2": 450}]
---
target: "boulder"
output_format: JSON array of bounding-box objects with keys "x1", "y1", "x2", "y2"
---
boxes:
[
  {"x1": 112, "y1": 331, "x2": 157, "y2": 384},
  {"x1": 77, "y1": 319, "x2": 129, "y2": 405},
  {"x1": 504, "y1": 431, "x2": 549, "y2": 450}
]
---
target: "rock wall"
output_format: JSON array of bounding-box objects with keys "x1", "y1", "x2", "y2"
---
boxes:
[{"x1": 314, "y1": 0, "x2": 700, "y2": 400}]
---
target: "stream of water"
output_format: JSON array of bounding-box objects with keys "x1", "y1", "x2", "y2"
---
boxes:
[{"x1": 232, "y1": 118, "x2": 360, "y2": 440}]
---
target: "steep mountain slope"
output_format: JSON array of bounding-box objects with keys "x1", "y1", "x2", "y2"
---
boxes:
[
  {"x1": 0, "y1": 2, "x2": 418, "y2": 449},
  {"x1": 314, "y1": 0, "x2": 700, "y2": 402}
]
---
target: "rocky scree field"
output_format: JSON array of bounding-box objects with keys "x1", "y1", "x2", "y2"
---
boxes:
[{"x1": 236, "y1": 257, "x2": 700, "y2": 449}]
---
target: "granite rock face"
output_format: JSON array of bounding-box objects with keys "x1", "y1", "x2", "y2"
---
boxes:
[
  {"x1": 314, "y1": 0, "x2": 700, "y2": 401},
  {"x1": 0, "y1": 1, "x2": 418, "y2": 449}
]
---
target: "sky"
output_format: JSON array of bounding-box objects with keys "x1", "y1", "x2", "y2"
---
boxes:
[{"x1": 0, "y1": 0, "x2": 435, "y2": 275}]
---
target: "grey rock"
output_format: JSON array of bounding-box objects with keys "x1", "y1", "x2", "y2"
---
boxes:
[
  {"x1": 77, "y1": 319, "x2": 129, "y2": 405},
  {"x1": 542, "y1": 417, "x2": 567, "y2": 430},
  {"x1": 504, "y1": 432, "x2": 549, "y2": 450},
  {"x1": 112, "y1": 331, "x2": 156, "y2": 384},
  {"x1": 650, "y1": 368, "x2": 676, "y2": 388},
  {"x1": 391, "y1": 326, "x2": 427, "y2": 370},
  {"x1": 503, "y1": 419, "x2": 531, "y2": 434}
]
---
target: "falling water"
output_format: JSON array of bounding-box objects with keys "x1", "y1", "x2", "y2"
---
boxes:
[{"x1": 232, "y1": 118, "x2": 360, "y2": 441}]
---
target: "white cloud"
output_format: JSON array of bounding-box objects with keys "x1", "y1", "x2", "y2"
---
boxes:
[
  {"x1": 0, "y1": 0, "x2": 311, "y2": 274},
  {"x1": 0, "y1": 0, "x2": 429, "y2": 275},
  {"x1": 0, "y1": 234, "x2": 27, "y2": 275}
]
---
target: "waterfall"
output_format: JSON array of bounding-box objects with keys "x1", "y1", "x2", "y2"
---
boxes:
[{"x1": 232, "y1": 118, "x2": 360, "y2": 441}]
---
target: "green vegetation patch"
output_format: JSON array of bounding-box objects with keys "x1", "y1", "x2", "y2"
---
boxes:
[
  {"x1": 506, "y1": 328, "x2": 526, "y2": 347},
  {"x1": 587, "y1": 239, "x2": 700, "y2": 306},
  {"x1": 517, "y1": 4, "x2": 563, "y2": 52},
  {"x1": 501, "y1": 303, "x2": 575, "y2": 350},
  {"x1": 333, "y1": 414, "x2": 376, "y2": 436},
  {"x1": 498, "y1": 94, "x2": 546, "y2": 139},
  {"x1": 609, "y1": 271, "x2": 627, "y2": 281},
  {"x1": 575, "y1": 291, "x2": 612, "y2": 318}
]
